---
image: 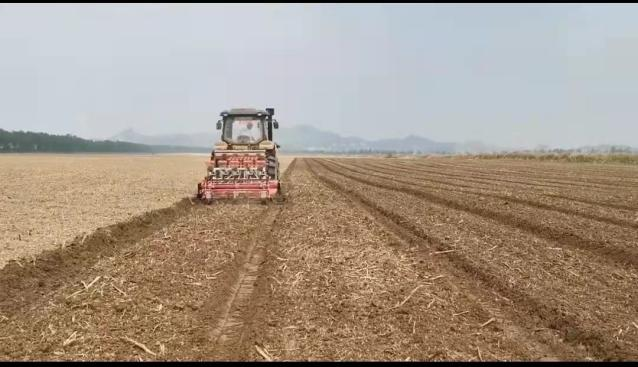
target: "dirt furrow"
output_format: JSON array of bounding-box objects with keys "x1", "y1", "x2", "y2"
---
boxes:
[
  {"x1": 398, "y1": 160, "x2": 637, "y2": 193},
  {"x1": 304, "y1": 160, "x2": 576, "y2": 360},
  {"x1": 354, "y1": 157, "x2": 638, "y2": 209},
  {"x1": 541, "y1": 193, "x2": 638, "y2": 212},
  {"x1": 2, "y1": 154, "x2": 636, "y2": 361},
  {"x1": 325, "y1": 159, "x2": 638, "y2": 235},
  {"x1": 429, "y1": 159, "x2": 638, "y2": 184},
  {"x1": 0, "y1": 198, "x2": 196, "y2": 318},
  {"x1": 0, "y1": 202, "x2": 268, "y2": 360},
  {"x1": 194, "y1": 159, "x2": 296, "y2": 360},
  {"x1": 419, "y1": 160, "x2": 638, "y2": 210},
  {"x1": 193, "y1": 207, "x2": 280, "y2": 360},
  {"x1": 0, "y1": 161, "x2": 296, "y2": 361},
  {"x1": 243, "y1": 159, "x2": 557, "y2": 360},
  {"x1": 412, "y1": 160, "x2": 638, "y2": 189},
  {"x1": 318, "y1": 159, "x2": 638, "y2": 269},
  {"x1": 340, "y1": 159, "x2": 638, "y2": 226},
  {"x1": 308, "y1": 158, "x2": 638, "y2": 360}
]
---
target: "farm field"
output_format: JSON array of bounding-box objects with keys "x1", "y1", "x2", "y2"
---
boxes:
[
  {"x1": 1, "y1": 156, "x2": 637, "y2": 361},
  {"x1": 0, "y1": 154, "x2": 293, "y2": 269}
]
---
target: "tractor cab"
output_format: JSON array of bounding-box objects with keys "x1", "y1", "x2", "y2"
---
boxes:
[
  {"x1": 215, "y1": 108, "x2": 279, "y2": 150},
  {"x1": 222, "y1": 116, "x2": 265, "y2": 145}
]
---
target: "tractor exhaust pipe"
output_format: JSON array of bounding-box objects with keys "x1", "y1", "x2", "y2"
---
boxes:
[{"x1": 266, "y1": 108, "x2": 275, "y2": 140}]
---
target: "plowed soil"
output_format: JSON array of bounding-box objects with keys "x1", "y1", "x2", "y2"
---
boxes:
[
  {"x1": 1, "y1": 156, "x2": 637, "y2": 361},
  {"x1": 0, "y1": 154, "x2": 294, "y2": 269},
  {"x1": 0, "y1": 154, "x2": 205, "y2": 269}
]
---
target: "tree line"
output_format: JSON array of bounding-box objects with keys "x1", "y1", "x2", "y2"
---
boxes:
[{"x1": 0, "y1": 129, "x2": 208, "y2": 154}]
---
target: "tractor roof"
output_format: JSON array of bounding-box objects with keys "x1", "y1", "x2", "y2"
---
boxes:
[{"x1": 222, "y1": 108, "x2": 269, "y2": 116}]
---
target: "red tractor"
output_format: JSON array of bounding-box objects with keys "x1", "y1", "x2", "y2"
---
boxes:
[{"x1": 197, "y1": 107, "x2": 282, "y2": 203}]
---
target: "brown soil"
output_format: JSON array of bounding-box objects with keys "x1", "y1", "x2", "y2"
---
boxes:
[
  {"x1": 1, "y1": 156, "x2": 637, "y2": 361},
  {"x1": 0, "y1": 154, "x2": 295, "y2": 269}
]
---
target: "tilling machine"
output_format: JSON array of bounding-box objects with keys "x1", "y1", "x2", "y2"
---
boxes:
[{"x1": 197, "y1": 107, "x2": 282, "y2": 203}]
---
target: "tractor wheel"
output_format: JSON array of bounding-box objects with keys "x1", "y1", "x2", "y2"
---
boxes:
[{"x1": 273, "y1": 184, "x2": 285, "y2": 204}]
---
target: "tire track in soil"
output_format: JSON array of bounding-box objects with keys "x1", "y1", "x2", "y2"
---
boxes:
[
  {"x1": 247, "y1": 160, "x2": 553, "y2": 360},
  {"x1": 1, "y1": 200, "x2": 269, "y2": 360},
  {"x1": 307, "y1": 159, "x2": 631, "y2": 361},
  {"x1": 318, "y1": 159, "x2": 638, "y2": 270},
  {"x1": 195, "y1": 158, "x2": 296, "y2": 360},
  {"x1": 232, "y1": 161, "x2": 307, "y2": 361},
  {"x1": 199, "y1": 209, "x2": 279, "y2": 359},
  {"x1": 0, "y1": 159, "x2": 296, "y2": 361},
  {"x1": 332, "y1": 159, "x2": 638, "y2": 229}
]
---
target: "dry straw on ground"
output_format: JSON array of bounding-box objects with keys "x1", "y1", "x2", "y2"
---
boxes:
[
  {"x1": 0, "y1": 154, "x2": 207, "y2": 268},
  {"x1": 0, "y1": 153, "x2": 294, "y2": 269}
]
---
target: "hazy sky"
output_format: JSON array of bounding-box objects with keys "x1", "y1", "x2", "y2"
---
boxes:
[{"x1": 1, "y1": 4, "x2": 637, "y2": 149}]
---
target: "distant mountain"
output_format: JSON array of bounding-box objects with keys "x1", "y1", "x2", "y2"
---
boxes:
[
  {"x1": 274, "y1": 125, "x2": 369, "y2": 152},
  {"x1": 373, "y1": 134, "x2": 455, "y2": 153},
  {"x1": 110, "y1": 125, "x2": 501, "y2": 154}
]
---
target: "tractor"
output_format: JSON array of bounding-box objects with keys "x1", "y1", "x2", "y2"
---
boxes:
[{"x1": 197, "y1": 107, "x2": 282, "y2": 203}]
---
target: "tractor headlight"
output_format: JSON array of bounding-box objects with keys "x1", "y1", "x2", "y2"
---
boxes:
[
  {"x1": 259, "y1": 141, "x2": 275, "y2": 150},
  {"x1": 214, "y1": 142, "x2": 229, "y2": 150}
]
